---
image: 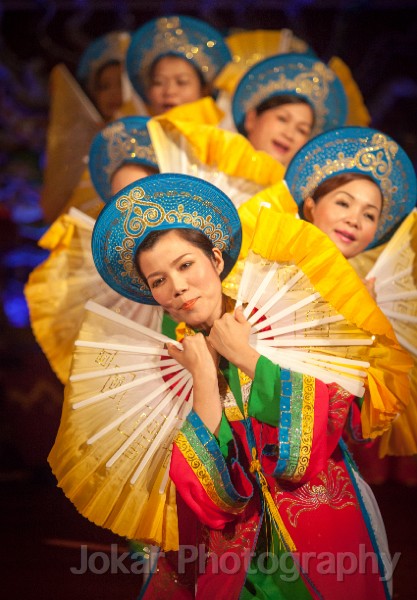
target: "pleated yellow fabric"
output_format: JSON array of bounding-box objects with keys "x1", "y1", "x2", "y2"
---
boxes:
[
  {"x1": 237, "y1": 181, "x2": 298, "y2": 258},
  {"x1": 243, "y1": 208, "x2": 413, "y2": 438}
]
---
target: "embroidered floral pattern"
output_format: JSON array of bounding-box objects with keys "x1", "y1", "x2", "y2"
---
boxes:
[
  {"x1": 327, "y1": 383, "x2": 352, "y2": 435},
  {"x1": 274, "y1": 459, "x2": 358, "y2": 527}
]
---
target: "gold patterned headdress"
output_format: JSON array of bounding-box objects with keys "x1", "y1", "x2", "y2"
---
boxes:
[
  {"x1": 89, "y1": 116, "x2": 158, "y2": 202},
  {"x1": 126, "y1": 15, "x2": 231, "y2": 101},
  {"x1": 92, "y1": 173, "x2": 242, "y2": 304},
  {"x1": 232, "y1": 53, "x2": 348, "y2": 135},
  {"x1": 285, "y1": 126, "x2": 417, "y2": 249},
  {"x1": 77, "y1": 31, "x2": 131, "y2": 94}
]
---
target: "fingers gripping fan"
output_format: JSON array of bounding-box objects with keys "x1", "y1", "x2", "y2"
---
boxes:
[
  {"x1": 48, "y1": 301, "x2": 191, "y2": 551},
  {"x1": 231, "y1": 208, "x2": 410, "y2": 437}
]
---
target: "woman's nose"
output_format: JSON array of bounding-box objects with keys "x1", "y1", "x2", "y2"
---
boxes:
[
  {"x1": 162, "y1": 80, "x2": 176, "y2": 95},
  {"x1": 345, "y1": 211, "x2": 360, "y2": 227},
  {"x1": 172, "y1": 274, "x2": 188, "y2": 296}
]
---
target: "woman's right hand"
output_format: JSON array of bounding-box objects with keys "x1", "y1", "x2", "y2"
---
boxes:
[
  {"x1": 167, "y1": 333, "x2": 218, "y2": 379},
  {"x1": 167, "y1": 334, "x2": 222, "y2": 434}
]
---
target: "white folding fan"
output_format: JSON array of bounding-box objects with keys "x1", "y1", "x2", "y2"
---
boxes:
[
  {"x1": 48, "y1": 207, "x2": 410, "y2": 551},
  {"x1": 366, "y1": 208, "x2": 417, "y2": 358},
  {"x1": 364, "y1": 208, "x2": 417, "y2": 456},
  {"x1": 25, "y1": 207, "x2": 163, "y2": 384},
  {"x1": 147, "y1": 114, "x2": 285, "y2": 210}
]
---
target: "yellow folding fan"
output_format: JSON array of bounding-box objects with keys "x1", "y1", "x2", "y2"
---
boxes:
[{"x1": 24, "y1": 208, "x2": 163, "y2": 384}]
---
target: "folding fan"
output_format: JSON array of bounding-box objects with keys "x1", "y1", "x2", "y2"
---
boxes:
[
  {"x1": 24, "y1": 207, "x2": 163, "y2": 384},
  {"x1": 366, "y1": 208, "x2": 417, "y2": 358},
  {"x1": 363, "y1": 208, "x2": 417, "y2": 456},
  {"x1": 48, "y1": 299, "x2": 189, "y2": 551},
  {"x1": 147, "y1": 113, "x2": 285, "y2": 210},
  {"x1": 48, "y1": 207, "x2": 412, "y2": 553},
  {"x1": 232, "y1": 207, "x2": 412, "y2": 438},
  {"x1": 40, "y1": 64, "x2": 104, "y2": 223}
]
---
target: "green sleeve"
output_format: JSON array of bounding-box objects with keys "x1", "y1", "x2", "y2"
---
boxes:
[
  {"x1": 215, "y1": 412, "x2": 235, "y2": 459},
  {"x1": 248, "y1": 355, "x2": 281, "y2": 426}
]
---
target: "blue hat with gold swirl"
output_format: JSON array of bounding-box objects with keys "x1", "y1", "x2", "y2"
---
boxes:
[
  {"x1": 285, "y1": 126, "x2": 417, "y2": 249},
  {"x1": 126, "y1": 15, "x2": 231, "y2": 101},
  {"x1": 92, "y1": 173, "x2": 242, "y2": 304},
  {"x1": 89, "y1": 116, "x2": 158, "y2": 202},
  {"x1": 232, "y1": 53, "x2": 348, "y2": 136},
  {"x1": 76, "y1": 31, "x2": 131, "y2": 94}
]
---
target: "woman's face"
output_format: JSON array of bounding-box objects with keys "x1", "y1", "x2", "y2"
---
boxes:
[
  {"x1": 304, "y1": 178, "x2": 382, "y2": 258},
  {"x1": 110, "y1": 164, "x2": 157, "y2": 195},
  {"x1": 244, "y1": 102, "x2": 314, "y2": 166},
  {"x1": 138, "y1": 230, "x2": 224, "y2": 329},
  {"x1": 92, "y1": 63, "x2": 123, "y2": 122},
  {"x1": 146, "y1": 55, "x2": 205, "y2": 115}
]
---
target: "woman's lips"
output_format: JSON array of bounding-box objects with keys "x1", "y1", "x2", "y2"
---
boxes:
[
  {"x1": 272, "y1": 139, "x2": 289, "y2": 154},
  {"x1": 335, "y1": 229, "x2": 356, "y2": 243},
  {"x1": 181, "y1": 298, "x2": 199, "y2": 310}
]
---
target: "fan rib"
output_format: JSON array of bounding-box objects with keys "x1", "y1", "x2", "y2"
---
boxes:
[
  {"x1": 247, "y1": 270, "x2": 305, "y2": 325},
  {"x1": 130, "y1": 378, "x2": 194, "y2": 484},
  {"x1": 256, "y1": 314, "x2": 344, "y2": 339},
  {"x1": 251, "y1": 291, "x2": 321, "y2": 331},
  {"x1": 87, "y1": 370, "x2": 191, "y2": 446},
  {"x1": 73, "y1": 363, "x2": 186, "y2": 410},
  {"x1": 85, "y1": 300, "x2": 178, "y2": 346},
  {"x1": 70, "y1": 359, "x2": 178, "y2": 382},
  {"x1": 74, "y1": 340, "x2": 171, "y2": 355},
  {"x1": 106, "y1": 373, "x2": 191, "y2": 470},
  {"x1": 244, "y1": 262, "x2": 279, "y2": 317},
  {"x1": 251, "y1": 337, "x2": 373, "y2": 347}
]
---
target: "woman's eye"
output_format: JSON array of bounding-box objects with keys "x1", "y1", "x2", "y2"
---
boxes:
[
  {"x1": 180, "y1": 261, "x2": 192, "y2": 270},
  {"x1": 365, "y1": 213, "x2": 376, "y2": 222},
  {"x1": 151, "y1": 277, "x2": 164, "y2": 289},
  {"x1": 336, "y1": 200, "x2": 349, "y2": 208}
]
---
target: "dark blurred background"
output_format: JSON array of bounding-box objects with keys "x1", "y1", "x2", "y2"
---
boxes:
[{"x1": 1, "y1": 1, "x2": 416, "y2": 598}]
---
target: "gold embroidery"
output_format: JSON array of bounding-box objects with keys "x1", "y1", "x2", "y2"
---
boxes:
[
  {"x1": 141, "y1": 17, "x2": 217, "y2": 83},
  {"x1": 243, "y1": 61, "x2": 336, "y2": 133},
  {"x1": 202, "y1": 517, "x2": 258, "y2": 558},
  {"x1": 274, "y1": 459, "x2": 358, "y2": 527},
  {"x1": 102, "y1": 121, "x2": 156, "y2": 179},
  {"x1": 114, "y1": 188, "x2": 230, "y2": 286},
  {"x1": 292, "y1": 374, "x2": 315, "y2": 481},
  {"x1": 327, "y1": 383, "x2": 352, "y2": 435},
  {"x1": 175, "y1": 431, "x2": 246, "y2": 513},
  {"x1": 218, "y1": 372, "x2": 245, "y2": 421}
]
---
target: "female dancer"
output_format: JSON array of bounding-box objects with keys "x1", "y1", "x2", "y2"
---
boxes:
[{"x1": 50, "y1": 173, "x2": 412, "y2": 598}]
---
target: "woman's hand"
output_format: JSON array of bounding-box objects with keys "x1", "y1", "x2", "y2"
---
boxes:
[
  {"x1": 208, "y1": 306, "x2": 260, "y2": 378},
  {"x1": 167, "y1": 334, "x2": 222, "y2": 435},
  {"x1": 167, "y1": 333, "x2": 218, "y2": 380}
]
